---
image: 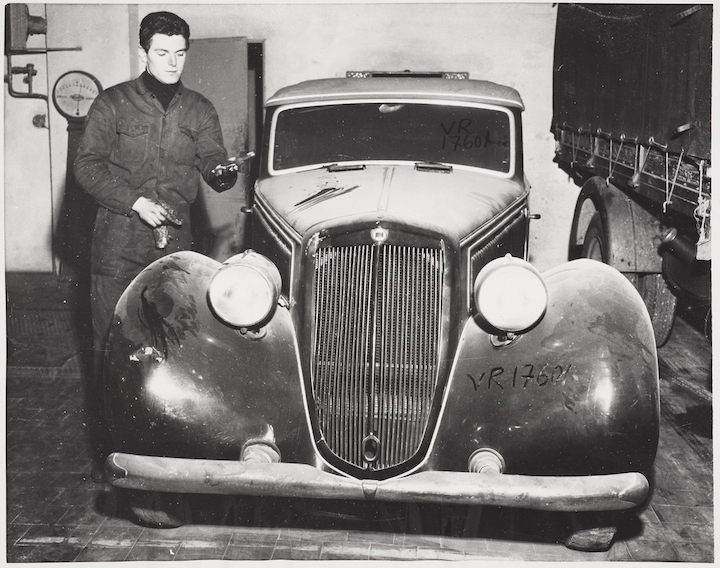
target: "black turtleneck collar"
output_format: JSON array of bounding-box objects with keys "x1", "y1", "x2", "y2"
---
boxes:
[{"x1": 142, "y1": 70, "x2": 181, "y2": 111}]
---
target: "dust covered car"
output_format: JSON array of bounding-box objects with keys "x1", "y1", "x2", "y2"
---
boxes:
[{"x1": 103, "y1": 72, "x2": 659, "y2": 550}]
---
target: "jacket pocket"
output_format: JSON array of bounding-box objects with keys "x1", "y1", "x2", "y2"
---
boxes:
[
  {"x1": 180, "y1": 125, "x2": 198, "y2": 142},
  {"x1": 177, "y1": 124, "x2": 199, "y2": 165},
  {"x1": 116, "y1": 121, "x2": 149, "y2": 163}
]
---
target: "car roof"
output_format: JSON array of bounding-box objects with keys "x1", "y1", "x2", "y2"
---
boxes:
[{"x1": 265, "y1": 77, "x2": 524, "y2": 110}]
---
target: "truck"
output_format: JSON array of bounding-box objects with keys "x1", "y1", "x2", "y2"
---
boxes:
[{"x1": 553, "y1": 3, "x2": 711, "y2": 346}]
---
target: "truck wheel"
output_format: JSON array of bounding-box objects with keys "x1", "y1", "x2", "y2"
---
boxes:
[
  {"x1": 581, "y1": 213, "x2": 607, "y2": 262},
  {"x1": 120, "y1": 489, "x2": 188, "y2": 528},
  {"x1": 636, "y1": 273, "x2": 676, "y2": 347},
  {"x1": 581, "y1": 213, "x2": 676, "y2": 346}
]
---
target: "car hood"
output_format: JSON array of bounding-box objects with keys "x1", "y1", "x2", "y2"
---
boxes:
[{"x1": 256, "y1": 165, "x2": 526, "y2": 243}]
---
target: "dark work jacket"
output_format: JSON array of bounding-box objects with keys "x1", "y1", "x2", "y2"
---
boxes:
[{"x1": 74, "y1": 75, "x2": 234, "y2": 279}]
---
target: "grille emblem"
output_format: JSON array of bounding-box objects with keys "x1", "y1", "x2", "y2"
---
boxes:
[
  {"x1": 362, "y1": 433, "x2": 380, "y2": 464},
  {"x1": 370, "y1": 226, "x2": 388, "y2": 243}
]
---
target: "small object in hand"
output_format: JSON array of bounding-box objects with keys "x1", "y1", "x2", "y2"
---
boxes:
[
  {"x1": 157, "y1": 200, "x2": 183, "y2": 226},
  {"x1": 212, "y1": 161, "x2": 238, "y2": 177},
  {"x1": 212, "y1": 152, "x2": 256, "y2": 177},
  {"x1": 152, "y1": 200, "x2": 182, "y2": 249},
  {"x1": 154, "y1": 225, "x2": 170, "y2": 249}
]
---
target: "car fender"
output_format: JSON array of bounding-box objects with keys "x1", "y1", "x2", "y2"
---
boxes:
[
  {"x1": 104, "y1": 251, "x2": 314, "y2": 463},
  {"x1": 430, "y1": 259, "x2": 659, "y2": 475}
]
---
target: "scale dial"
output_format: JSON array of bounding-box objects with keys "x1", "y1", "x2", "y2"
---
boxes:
[{"x1": 52, "y1": 71, "x2": 102, "y2": 119}]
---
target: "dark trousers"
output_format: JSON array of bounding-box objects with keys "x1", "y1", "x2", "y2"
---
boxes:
[
  {"x1": 86, "y1": 274, "x2": 135, "y2": 465},
  {"x1": 86, "y1": 208, "x2": 192, "y2": 464},
  {"x1": 91, "y1": 274, "x2": 135, "y2": 357}
]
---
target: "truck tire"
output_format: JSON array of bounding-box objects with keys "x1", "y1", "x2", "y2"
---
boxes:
[
  {"x1": 581, "y1": 213, "x2": 676, "y2": 346},
  {"x1": 580, "y1": 213, "x2": 607, "y2": 262},
  {"x1": 635, "y1": 274, "x2": 676, "y2": 347}
]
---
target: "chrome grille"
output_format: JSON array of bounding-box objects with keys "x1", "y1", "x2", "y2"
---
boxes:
[{"x1": 312, "y1": 243, "x2": 444, "y2": 470}]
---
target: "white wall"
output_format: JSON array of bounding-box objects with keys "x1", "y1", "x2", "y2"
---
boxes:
[
  {"x1": 4, "y1": 4, "x2": 54, "y2": 271},
  {"x1": 4, "y1": 3, "x2": 578, "y2": 273}
]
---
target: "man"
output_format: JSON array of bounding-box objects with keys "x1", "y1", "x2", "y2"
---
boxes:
[{"x1": 74, "y1": 11, "x2": 238, "y2": 480}]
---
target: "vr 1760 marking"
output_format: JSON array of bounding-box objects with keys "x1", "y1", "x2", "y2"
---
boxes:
[{"x1": 467, "y1": 363, "x2": 572, "y2": 391}]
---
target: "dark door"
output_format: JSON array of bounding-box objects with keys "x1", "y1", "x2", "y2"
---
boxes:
[{"x1": 182, "y1": 37, "x2": 249, "y2": 261}]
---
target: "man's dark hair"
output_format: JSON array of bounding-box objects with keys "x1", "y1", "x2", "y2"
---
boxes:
[{"x1": 139, "y1": 12, "x2": 190, "y2": 52}]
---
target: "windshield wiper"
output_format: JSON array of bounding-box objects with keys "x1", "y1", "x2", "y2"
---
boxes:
[
  {"x1": 326, "y1": 163, "x2": 366, "y2": 172},
  {"x1": 415, "y1": 161, "x2": 453, "y2": 173}
]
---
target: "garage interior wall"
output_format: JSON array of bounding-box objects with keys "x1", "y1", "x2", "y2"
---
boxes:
[{"x1": 4, "y1": 2, "x2": 578, "y2": 273}]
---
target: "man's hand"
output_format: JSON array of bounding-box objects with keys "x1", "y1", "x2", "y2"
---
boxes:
[
  {"x1": 132, "y1": 197, "x2": 169, "y2": 228},
  {"x1": 211, "y1": 152, "x2": 256, "y2": 177},
  {"x1": 211, "y1": 159, "x2": 239, "y2": 178}
]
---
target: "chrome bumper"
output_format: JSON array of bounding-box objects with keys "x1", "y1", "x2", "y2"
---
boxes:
[{"x1": 106, "y1": 453, "x2": 649, "y2": 512}]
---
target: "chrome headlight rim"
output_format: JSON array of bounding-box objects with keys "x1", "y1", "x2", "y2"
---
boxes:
[
  {"x1": 473, "y1": 254, "x2": 548, "y2": 335},
  {"x1": 207, "y1": 250, "x2": 282, "y2": 329}
]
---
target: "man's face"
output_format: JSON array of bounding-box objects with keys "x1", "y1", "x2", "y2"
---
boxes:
[{"x1": 139, "y1": 33, "x2": 187, "y2": 84}]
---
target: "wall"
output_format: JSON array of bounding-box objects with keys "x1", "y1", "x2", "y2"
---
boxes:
[
  {"x1": 4, "y1": 4, "x2": 135, "y2": 272},
  {"x1": 4, "y1": 4, "x2": 54, "y2": 271},
  {"x1": 4, "y1": 3, "x2": 579, "y2": 273}
]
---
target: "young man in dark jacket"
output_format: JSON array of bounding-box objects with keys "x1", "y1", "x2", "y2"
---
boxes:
[{"x1": 74, "y1": 11, "x2": 238, "y2": 480}]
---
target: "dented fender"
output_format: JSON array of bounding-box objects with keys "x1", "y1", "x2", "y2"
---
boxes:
[
  {"x1": 104, "y1": 251, "x2": 313, "y2": 463},
  {"x1": 430, "y1": 259, "x2": 659, "y2": 475}
]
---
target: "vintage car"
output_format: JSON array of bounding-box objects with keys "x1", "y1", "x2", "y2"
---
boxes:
[{"x1": 103, "y1": 71, "x2": 659, "y2": 550}]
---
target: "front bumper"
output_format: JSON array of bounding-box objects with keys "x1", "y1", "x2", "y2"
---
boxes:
[{"x1": 106, "y1": 453, "x2": 649, "y2": 512}]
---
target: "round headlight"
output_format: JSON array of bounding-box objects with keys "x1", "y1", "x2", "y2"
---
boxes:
[
  {"x1": 473, "y1": 255, "x2": 548, "y2": 333},
  {"x1": 208, "y1": 251, "x2": 282, "y2": 328}
]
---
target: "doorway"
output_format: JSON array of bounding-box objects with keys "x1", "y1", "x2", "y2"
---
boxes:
[{"x1": 182, "y1": 38, "x2": 264, "y2": 261}]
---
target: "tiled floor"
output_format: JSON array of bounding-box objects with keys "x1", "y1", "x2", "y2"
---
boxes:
[{"x1": 5, "y1": 273, "x2": 713, "y2": 562}]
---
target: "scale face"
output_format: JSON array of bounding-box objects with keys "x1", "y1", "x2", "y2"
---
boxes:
[{"x1": 52, "y1": 70, "x2": 102, "y2": 119}]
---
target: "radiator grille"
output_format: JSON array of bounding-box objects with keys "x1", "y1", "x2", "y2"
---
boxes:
[{"x1": 312, "y1": 243, "x2": 444, "y2": 470}]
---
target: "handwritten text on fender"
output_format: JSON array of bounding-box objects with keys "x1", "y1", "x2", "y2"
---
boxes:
[{"x1": 467, "y1": 364, "x2": 572, "y2": 391}]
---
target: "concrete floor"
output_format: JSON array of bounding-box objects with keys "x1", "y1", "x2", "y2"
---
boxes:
[{"x1": 5, "y1": 272, "x2": 713, "y2": 562}]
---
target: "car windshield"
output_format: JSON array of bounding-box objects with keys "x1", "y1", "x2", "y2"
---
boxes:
[{"x1": 271, "y1": 102, "x2": 513, "y2": 173}]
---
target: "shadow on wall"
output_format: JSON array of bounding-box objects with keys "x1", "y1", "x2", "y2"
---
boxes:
[{"x1": 54, "y1": 174, "x2": 97, "y2": 283}]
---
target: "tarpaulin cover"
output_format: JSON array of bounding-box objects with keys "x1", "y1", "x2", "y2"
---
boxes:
[{"x1": 553, "y1": 4, "x2": 712, "y2": 160}]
